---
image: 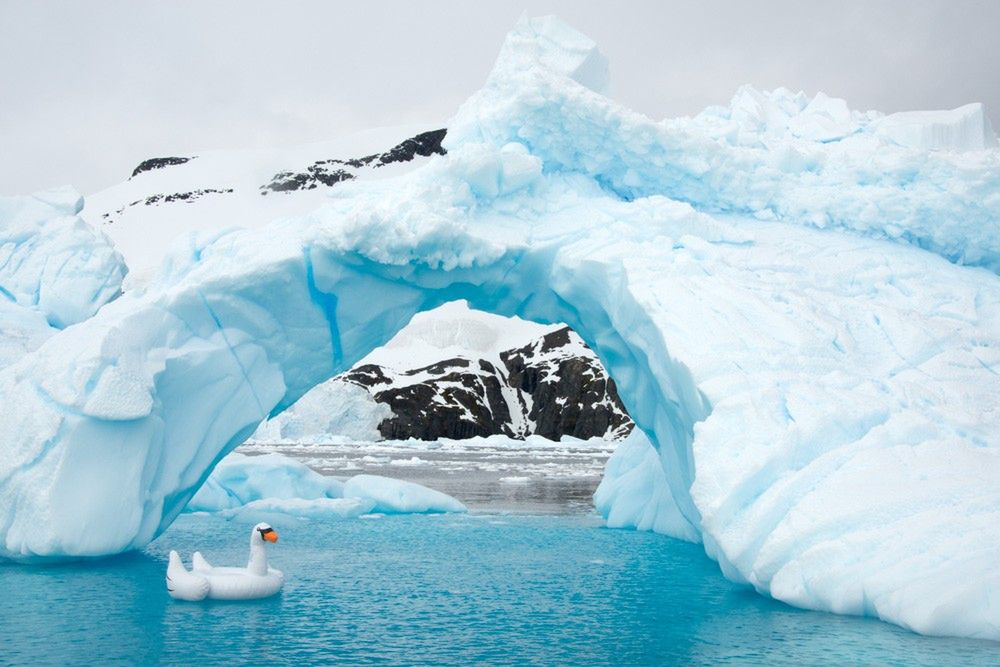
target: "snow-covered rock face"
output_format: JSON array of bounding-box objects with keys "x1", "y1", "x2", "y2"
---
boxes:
[
  {"x1": 0, "y1": 187, "x2": 126, "y2": 328},
  {"x1": 257, "y1": 301, "x2": 632, "y2": 442},
  {"x1": 1, "y1": 15, "x2": 999, "y2": 642},
  {"x1": 81, "y1": 126, "x2": 447, "y2": 286}
]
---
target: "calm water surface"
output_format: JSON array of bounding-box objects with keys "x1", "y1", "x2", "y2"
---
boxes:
[{"x1": 3, "y1": 512, "x2": 997, "y2": 666}]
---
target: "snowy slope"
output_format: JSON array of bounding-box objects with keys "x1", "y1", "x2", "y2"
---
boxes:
[
  {"x1": 82, "y1": 125, "x2": 446, "y2": 285},
  {"x1": 358, "y1": 299, "x2": 559, "y2": 370},
  {"x1": 1, "y1": 15, "x2": 998, "y2": 643}
]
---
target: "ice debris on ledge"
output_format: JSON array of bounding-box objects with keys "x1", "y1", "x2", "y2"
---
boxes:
[
  {"x1": 0, "y1": 15, "x2": 998, "y2": 643},
  {"x1": 0, "y1": 187, "x2": 127, "y2": 328},
  {"x1": 693, "y1": 85, "x2": 998, "y2": 151},
  {"x1": 450, "y1": 16, "x2": 1000, "y2": 272},
  {"x1": 187, "y1": 452, "x2": 466, "y2": 519}
]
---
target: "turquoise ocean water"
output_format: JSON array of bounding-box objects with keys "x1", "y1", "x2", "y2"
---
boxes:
[{"x1": 3, "y1": 511, "x2": 996, "y2": 666}]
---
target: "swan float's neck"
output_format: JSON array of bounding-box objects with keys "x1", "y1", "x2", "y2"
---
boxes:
[{"x1": 248, "y1": 536, "x2": 268, "y2": 576}]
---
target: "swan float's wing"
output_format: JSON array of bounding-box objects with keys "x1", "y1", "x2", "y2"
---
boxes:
[
  {"x1": 166, "y1": 550, "x2": 210, "y2": 601},
  {"x1": 192, "y1": 551, "x2": 213, "y2": 573}
]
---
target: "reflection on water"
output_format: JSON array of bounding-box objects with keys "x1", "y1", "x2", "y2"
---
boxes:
[{"x1": 3, "y1": 514, "x2": 996, "y2": 666}]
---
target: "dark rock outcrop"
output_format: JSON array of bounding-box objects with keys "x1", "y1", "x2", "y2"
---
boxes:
[
  {"x1": 130, "y1": 156, "x2": 194, "y2": 179},
  {"x1": 501, "y1": 327, "x2": 632, "y2": 441},
  {"x1": 260, "y1": 128, "x2": 447, "y2": 194},
  {"x1": 340, "y1": 325, "x2": 633, "y2": 442}
]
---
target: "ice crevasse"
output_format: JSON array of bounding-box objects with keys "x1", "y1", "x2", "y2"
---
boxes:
[{"x1": 0, "y1": 16, "x2": 998, "y2": 641}]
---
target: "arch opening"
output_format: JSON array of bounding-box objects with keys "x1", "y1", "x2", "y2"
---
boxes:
[{"x1": 0, "y1": 232, "x2": 710, "y2": 560}]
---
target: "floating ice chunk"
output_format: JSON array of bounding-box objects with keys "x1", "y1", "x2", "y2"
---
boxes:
[
  {"x1": 187, "y1": 453, "x2": 464, "y2": 518},
  {"x1": 499, "y1": 476, "x2": 531, "y2": 484},
  {"x1": 187, "y1": 453, "x2": 343, "y2": 512},
  {"x1": 0, "y1": 187, "x2": 126, "y2": 328},
  {"x1": 343, "y1": 475, "x2": 467, "y2": 514},
  {"x1": 872, "y1": 102, "x2": 998, "y2": 152},
  {"x1": 217, "y1": 497, "x2": 376, "y2": 522}
]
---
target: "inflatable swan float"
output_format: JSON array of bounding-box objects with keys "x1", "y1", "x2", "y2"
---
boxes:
[{"x1": 166, "y1": 523, "x2": 284, "y2": 601}]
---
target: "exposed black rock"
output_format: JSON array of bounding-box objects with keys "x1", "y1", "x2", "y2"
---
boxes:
[
  {"x1": 259, "y1": 128, "x2": 447, "y2": 194},
  {"x1": 373, "y1": 128, "x2": 448, "y2": 168},
  {"x1": 501, "y1": 327, "x2": 633, "y2": 441},
  {"x1": 102, "y1": 188, "x2": 234, "y2": 223},
  {"x1": 338, "y1": 325, "x2": 633, "y2": 442},
  {"x1": 260, "y1": 166, "x2": 356, "y2": 194},
  {"x1": 132, "y1": 188, "x2": 233, "y2": 206},
  {"x1": 130, "y1": 156, "x2": 194, "y2": 179}
]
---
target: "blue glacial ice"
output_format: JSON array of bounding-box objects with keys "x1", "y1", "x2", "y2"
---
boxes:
[
  {"x1": 593, "y1": 430, "x2": 699, "y2": 542},
  {"x1": 0, "y1": 15, "x2": 998, "y2": 641},
  {"x1": 342, "y1": 475, "x2": 467, "y2": 515},
  {"x1": 0, "y1": 187, "x2": 126, "y2": 329},
  {"x1": 186, "y1": 452, "x2": 464, "y2": 518}
]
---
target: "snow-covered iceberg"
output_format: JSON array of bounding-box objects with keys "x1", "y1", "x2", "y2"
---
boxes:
[
  {"x1": 187, "y1": 452, "x2": 465, "y2": 517},
  {"x1": 1, "y1": 15, "x2": 998, "y2": 642}
]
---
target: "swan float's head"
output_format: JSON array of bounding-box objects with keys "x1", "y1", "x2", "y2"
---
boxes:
[{"x1": 255, "y1": 523, "x2": 278, "y2": 543}]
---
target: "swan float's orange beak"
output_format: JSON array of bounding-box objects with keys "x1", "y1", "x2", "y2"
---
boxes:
[{"x1": 263, "y1": 528, "x2": 278, "y2": 543}]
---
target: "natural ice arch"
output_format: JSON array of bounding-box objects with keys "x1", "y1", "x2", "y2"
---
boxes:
[
  {"x1": 2, "y1": 173, "x2": 998, "y2": 643},
  {"x1": 1, "y1": 15, "x2": 998, "y2": 641},
  {"x1": 0, "y1": 205, "x2": 709, "y2": 560}
]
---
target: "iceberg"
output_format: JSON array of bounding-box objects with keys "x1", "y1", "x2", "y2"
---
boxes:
[
  {"x1": 186, "y1": 452, "x2": 464, "y2": 517},
  {"x1": 342, "y1": 474, "x2": 467, "y2": 514},
  {"x1": 0, "y1": 15, "x2": 998, "y2": 641},
  {"x1": 0, "y1": 186, "x2": 126, "y2": 328},
  {"x1": 187, "y1": 452, "x2": 344, "y2": 512}
]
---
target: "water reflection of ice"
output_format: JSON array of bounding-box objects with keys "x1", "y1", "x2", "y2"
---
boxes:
[{"x1": 238, "y1": 437, "x2": 616, "y2": 515}]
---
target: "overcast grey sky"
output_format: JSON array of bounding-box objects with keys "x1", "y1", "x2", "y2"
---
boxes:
[{"x1": 2, "y1": 1, "x2": 998, "y2": 195}]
